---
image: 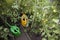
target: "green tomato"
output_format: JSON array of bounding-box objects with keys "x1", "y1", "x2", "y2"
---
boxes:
[{"x1": 10, "y1": 25, "x2": 21, "y2": 36}]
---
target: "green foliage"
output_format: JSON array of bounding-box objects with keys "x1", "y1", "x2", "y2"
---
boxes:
[
  {"x1": 0, "y1": 0, "x2": 60, "y2": 40},
  {"x1": 26, "y1": 0, "x2": 60, "y2": 40},
  {"x1": 0, "y1": 26, "x2": 9, "y2": 40},
  {"x1": 0, "y1": 0, "x2": 20, "y2": 40}
]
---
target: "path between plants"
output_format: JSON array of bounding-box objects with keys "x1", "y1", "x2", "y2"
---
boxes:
[
  {"x1": 14, "y1": 23, "x2": 41, "y2": 40},
  {"x1": 15, "y1": 23, "x2": 31, "y2": 40}
]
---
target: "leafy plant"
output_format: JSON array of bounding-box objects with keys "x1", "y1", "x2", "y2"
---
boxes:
[
  {"x1": 29, "y1": 0, "x2": 60, "y2": 40},
  {"x1": 0, "y1": 0, "x2": 21, "y2": 40},
  {"x1": 0, "y1": 0, "x2": 60, "y2": 40},
  {"x1": 0, "y1": 26, "x2": 9, "y2": 40}
]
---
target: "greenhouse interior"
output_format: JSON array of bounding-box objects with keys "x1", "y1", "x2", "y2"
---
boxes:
[{"x1": 0, "y1": 0, "x2": 60, "y2": 40}]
